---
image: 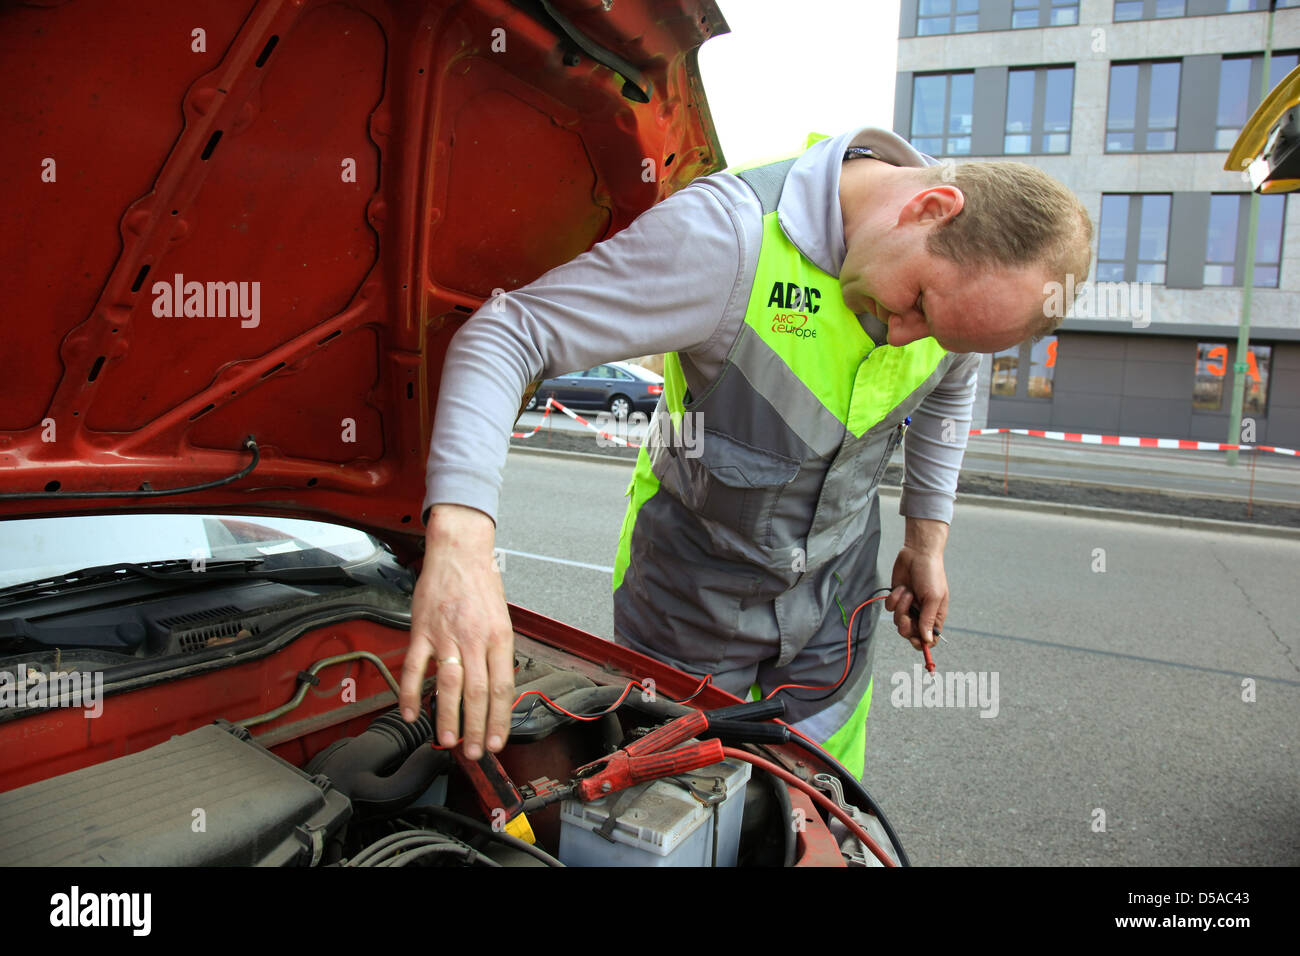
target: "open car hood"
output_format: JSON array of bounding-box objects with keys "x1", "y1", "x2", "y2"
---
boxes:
[{"x1": 0, "y1": 0, "x2": 727, "y2": 562}]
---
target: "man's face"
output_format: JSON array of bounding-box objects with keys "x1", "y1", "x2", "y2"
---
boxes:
[{"x1": 839, "y1": 185, "x2": 1054, "y2": 354}]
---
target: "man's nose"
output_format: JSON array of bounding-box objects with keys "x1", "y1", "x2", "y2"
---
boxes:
[{"x1": 885, "y1": 313, "x2": 926, "y2": 346}]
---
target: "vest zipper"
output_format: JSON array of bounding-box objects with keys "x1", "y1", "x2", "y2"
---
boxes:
[{"x1": 871, "y1": 417, "x2": 909, "y2": 487}]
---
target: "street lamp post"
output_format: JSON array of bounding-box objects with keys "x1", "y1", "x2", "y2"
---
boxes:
[{"x1": 1226, "y1": 0, "x2": 1279, "y2": 467}]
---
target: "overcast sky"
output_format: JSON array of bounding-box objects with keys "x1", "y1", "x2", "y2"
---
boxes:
[{"x1": 697, "y1": 0, "x2": 902, "y2": 165}]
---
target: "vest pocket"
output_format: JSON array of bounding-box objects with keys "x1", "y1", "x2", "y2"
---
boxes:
[{"x1": 676, "y1": 429, "x2": 801, "y2": 546}]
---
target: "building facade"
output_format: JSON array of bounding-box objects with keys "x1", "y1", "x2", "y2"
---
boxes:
[{"x1": 895, "y1": 0, "x2": 1300, "y2": 447}]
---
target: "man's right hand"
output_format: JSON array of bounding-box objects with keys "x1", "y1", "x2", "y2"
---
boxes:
[{"x1": 399, "y1": 503, "x2": 515, "y2": 760}]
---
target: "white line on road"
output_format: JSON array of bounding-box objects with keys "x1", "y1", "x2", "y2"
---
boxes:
[{"x1": 495, "y1": 548, "x2": 614, "y2": 574}]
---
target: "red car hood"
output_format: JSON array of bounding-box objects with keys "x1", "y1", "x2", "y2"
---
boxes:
[{"x1": 0, "y1": 0, "x2": 727, "y2": 562}]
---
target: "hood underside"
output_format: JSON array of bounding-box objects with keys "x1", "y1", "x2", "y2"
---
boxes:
[{"x1": 0, "y1": 0, "x2": 727, "y2": 561}]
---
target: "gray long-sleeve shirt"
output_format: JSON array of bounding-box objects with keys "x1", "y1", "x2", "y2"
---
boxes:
[{"x1": 422, "y1": 126, "x2": 979, "y2": 527}]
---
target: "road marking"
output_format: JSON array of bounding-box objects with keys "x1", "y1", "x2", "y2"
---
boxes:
[{"x1": 495, "y1": 548, "x2": 614, "y2": 574}]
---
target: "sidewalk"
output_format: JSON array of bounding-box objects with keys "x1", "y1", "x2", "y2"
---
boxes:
[{"x1": 960, "y1": 432, "x2": 1299, "y2": 506}]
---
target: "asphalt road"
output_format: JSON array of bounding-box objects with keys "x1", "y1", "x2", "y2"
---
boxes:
[{"x1": 494, "y1": 448, "x2": 1300, "y2": 866}]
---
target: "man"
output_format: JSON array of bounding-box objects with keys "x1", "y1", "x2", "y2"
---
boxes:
[{"x1": 398, "y1": 126, "x2": 1093, "y2": 774}]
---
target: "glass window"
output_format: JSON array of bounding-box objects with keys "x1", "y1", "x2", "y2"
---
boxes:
[
  {"x1": 1255, "y1": 195, "x2": 1286, "y2": 288},
  {"x1": 1216, "y1": 53, "x2": 1299, "y2": 151},
  {"x1": 1243, "y1": 345, "x2": 1271, "y2": 416},
  {"x1": 1028, "y1": 337, "x2": 1057, "y2": 399},
  {"x1": 1004, "y1": 66, "x2": 1073, "y2": 154},
  {"x1": 1204, "y1": 195, "x2": 1240, "y2": 286},
  {"x1": 1012, "y1": 0, "x2": 1040, "y2": 28},
  {"x1": 1005, "y1": 70, "x2": 1034, "y2": 154},
  {"x1": 1106, "y1": 61, "x2": 1180, "y2": 152},
  {"x1": 1097, "y1": 194, "x2": 1131, "y2": 283},
  {"x1": 912, "y1": 72, "x2": 974, "y2": 156},
  {"x1": 1137, "y1": 195, "x2": 1171, "y2": 284},
  {"x1": 1051, "y1": 0, "x2": 1080, "y2": 25},
  {"x1": 917, "y1": 0, "x2": 979, "y2": 36},
  {"x1": 991, "y1": 347, "x2": 1019, "y2": 396},
  {"x1": 1193, "y1": 343, "x2": 1228, "y2": 411},
  {"x1": 1043, "y1": 67, "x2": 1074, "y2": 153},
  {"x1": 1204, "y1": 194, "x2": 1287, "y2": 288},
  {"x1": 1114, "y1": 0, "x2": 1186, "y2": 17},
  {"x1": 1106, "y1": 65, "x2": 1138, "y2": 151},
  {"x1": 1195, "y1": 343, "x2": 1271, "y2": 414},
  {"x1": 1011, "y1": 0, "x2": 1078, "y2": 28},
  {"x1": 1098, "y1": 194, "x2": 1170, "y2": 284}
]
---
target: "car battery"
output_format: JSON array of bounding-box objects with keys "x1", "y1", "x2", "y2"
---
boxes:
[{"x1": 557, "y1": 757, "x2": 751, "y2": 867}]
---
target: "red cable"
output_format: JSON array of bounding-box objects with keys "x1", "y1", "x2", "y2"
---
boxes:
[
  {"x1": 720, "y1": 746, "x2": 896, "y2": 867},
  {"x1": 764, "y1": 594, "x2": 888, "y2": 699}
]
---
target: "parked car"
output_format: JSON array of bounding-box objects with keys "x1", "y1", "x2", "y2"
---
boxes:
[
  {"x1": 525, "y1": 361, "x2": 664, "y2": 418},
  {"x1": 0, "y1": 0, "x2": 902, "y2": 869}
]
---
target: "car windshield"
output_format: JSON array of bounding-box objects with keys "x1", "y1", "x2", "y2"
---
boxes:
[{"x1": 0, "y1": 514, "x2": 382, "y2": 590}]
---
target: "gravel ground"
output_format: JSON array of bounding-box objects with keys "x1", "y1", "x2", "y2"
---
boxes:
[{"x1": 510, "y1": 432, "x2": 1300, "y2": 529}]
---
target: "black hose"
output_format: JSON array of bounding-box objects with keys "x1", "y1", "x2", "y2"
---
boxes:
[
  {"x1": 766, "y1": 765, "x2": 796, "y2": 867},
  {"x1": 310, "y1": 709, "x2": 450, "y2": 812}
]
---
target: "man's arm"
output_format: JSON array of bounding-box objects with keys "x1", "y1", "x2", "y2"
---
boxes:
[
  {"x1": 885, "y1": 352, "x2": 979, "y2": 648},
  {"x1": 402, "y1": 183, "x2": 748, "y2": 759}
]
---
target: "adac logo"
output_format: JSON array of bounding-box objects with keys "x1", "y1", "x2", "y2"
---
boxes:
[{"x1": 768, "y1": 280, "x2": 819, "y2": 338}]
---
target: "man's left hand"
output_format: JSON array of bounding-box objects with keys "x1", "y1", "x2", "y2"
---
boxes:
[{"x1": 885, "y1": 517, "x2": 950, "y2": 650}]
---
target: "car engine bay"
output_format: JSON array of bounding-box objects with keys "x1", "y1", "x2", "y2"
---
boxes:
[{"x1": 0, "y1": 610, "x2": 907, "y2": 868}]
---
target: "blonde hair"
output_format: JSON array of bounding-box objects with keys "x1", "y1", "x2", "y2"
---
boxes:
[{"x1": 914, "y1": 162, "x2": 1093, "y2": 336}]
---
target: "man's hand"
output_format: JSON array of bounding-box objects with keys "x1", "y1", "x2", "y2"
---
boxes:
[
  {"x1": 399, "y1": 503, "x2": 515, "y2": 760},
  {"x1": 884, "y1": 517, "x2": 950, "y2": 650}
]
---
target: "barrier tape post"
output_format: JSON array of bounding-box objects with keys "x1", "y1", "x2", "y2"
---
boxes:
[
  {"x1": 1249, "y1": 445, "x2": 1258, "y2": 518},
  {"x1": 1003, "y1": 430, "x2": 1010, "y2": 494}
]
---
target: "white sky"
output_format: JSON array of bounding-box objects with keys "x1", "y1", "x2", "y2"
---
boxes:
[{"x1": 696, "y1": 0, "x2": 902, "y2": 165}]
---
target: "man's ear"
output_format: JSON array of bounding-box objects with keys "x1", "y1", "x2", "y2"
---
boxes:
[{"x1": 897, "y1": 184, "x2": 965, "y2": 228}]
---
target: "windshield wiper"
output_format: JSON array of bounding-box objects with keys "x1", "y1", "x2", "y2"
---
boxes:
[{"x1": 0, "y1": 558, "x2": 355, "y2": 604}]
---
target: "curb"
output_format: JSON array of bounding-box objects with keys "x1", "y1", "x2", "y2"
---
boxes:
[
  {"x1": 510, "y1": 444, "x2": 1300, "y2": 539},
  {"x1": 509, "y1": 445, "x2": 638, "y2": 466},
  {"x1": 954, "y1": 461, "x2": 1299, "y2": 508},
  {"x1": 923, "y1": 489, "x2": 1300, "y2": 539}
]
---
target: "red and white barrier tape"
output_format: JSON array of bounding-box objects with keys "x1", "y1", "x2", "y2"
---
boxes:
[
  {"x1": 514, "y1": 403, "x2": 1297, "y2": 458},
  {"x1": 968, "y1": 428, "x2": 1298, "y2": 457},
  {"x1": 512, "y1": 398, "x2": 641, "y2": 448}
]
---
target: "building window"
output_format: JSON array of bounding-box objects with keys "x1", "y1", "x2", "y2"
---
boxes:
[
  {"x1": 1012, "y1": 0, "x2": 1080, "y2": 27},
  {"x1": 1204, "y1": 194, "x2": 1287, "y2": 288},
  {"x1": 1116, "y1": 0, "x2": 1297, "y2": 15},
  {"x1": 1216, "y1": 52, "x2": 1300, "y2": 151},
  {"x1": 1098, "y1": 194, "x2": 1172, "y2": 283},
  {"x1": 1005, "y1": 67, "x2": 1074, "y2": 154},
  {"x1": 991, "y1": 347, "x2": 1019, "y2": 395},
  {"x1": 1028, "y1": 337, "x2": 1058, "y2": 399},
  {"x1": 917, "y1": 0, "x2": 980, "y2": 35},
  {"x1": 990, "y1": 339, "x2": 1056, "y2": 399},
  {"x1": 911, "y1": 72, "x2": 974, "y2": 156},
  {"x1": 1115, "y1": 0, "x2": 1185, "y2": 19},
  {"x1": 1194, "y1": 343, "x2": 1271, "y2": 414},
  {"x1": 1194, "y1": 343, "x2": 1227, "y2": 410},
  {"x1": 1107, "y1": 61, "x2": 1180, "y2": 152}
]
